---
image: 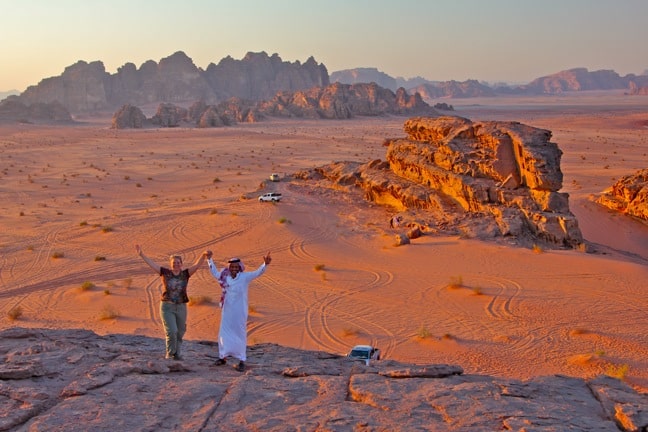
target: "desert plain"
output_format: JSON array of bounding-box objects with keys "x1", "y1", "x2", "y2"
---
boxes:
[{"x1": 1, "y1": 90, "x2": 647, "y2": 394}]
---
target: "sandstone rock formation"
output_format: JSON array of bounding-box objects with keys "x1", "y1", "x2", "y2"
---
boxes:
[
  {"x1": 150, "y1": 103, "x2": 189, "y2": 127},
  {"x1": 256, "y1": 82, "x2": 436, "y2": 119},
  {"x1": 299, "y1": 116, "x2": 584, "y2": 248},
  {"x1": 14, "y1": 51, "x2": 329, "y2": 115},
  {"x1": 110, "y1": 104, "x2": 147, "y2": 129},
  {"x1": 596, "y1": 168, "x2": 648, "y2": 221},
  {"x1": 0, "y1": 98, "x2": 72, "y2": 123},
  {"x1": 1, "y1": 327, "x2": 645, "y2": 431},
  {"x1": 111, "y1": 84, "x2": 436, "y2": 128}
]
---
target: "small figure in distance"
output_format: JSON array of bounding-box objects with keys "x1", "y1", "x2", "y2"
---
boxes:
[
  {"x1": 135, "y1": 244, "x2": 209, "y2": 360},
  {"x1": 207, "y1": 250, "x2": 272, "y2": 372}
]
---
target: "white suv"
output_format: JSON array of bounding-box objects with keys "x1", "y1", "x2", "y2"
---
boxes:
[{"x1": 258, "y1": 192, "x2": 282, "y2": 202}]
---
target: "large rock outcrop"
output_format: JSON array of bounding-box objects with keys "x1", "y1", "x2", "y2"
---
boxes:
[
  {"x1": 1, "y1": 327, "x2": 645, "y2": 431},
  {"x1": 110, "y1": 104, "x2": 147, "y2": 129},
  {"x1": 111, "y1": 84, "x2": 437, "y2": 128},
  {"x1": 0, "y1": 97, "x2": 72, "y2": 123},
  {"x1": 596, "y1": 168, "x2": 648, "y2": 221},
  {"x1": 14, "y1": 51, "x2": 329, "y2": 115},
  {"x1": 301, "y1": 116, "x2": 583, "y2": 248}
]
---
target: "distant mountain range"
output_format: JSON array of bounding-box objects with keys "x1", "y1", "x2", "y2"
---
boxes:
[
  {"x1": 330, "y1": 67, "x2": 648, "y2": 98},
  {"x1": 3, "y1": 51, "x2": 648, "y2": 117}
]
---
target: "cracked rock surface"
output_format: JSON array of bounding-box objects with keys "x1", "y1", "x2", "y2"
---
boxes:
[{"x1": 1, "y1": 327, "x2": 645, "y2": 431}]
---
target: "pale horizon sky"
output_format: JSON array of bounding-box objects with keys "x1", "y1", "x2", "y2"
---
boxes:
[{"x1": 1, "y1": 0, "x2": 647, "y2": 92}]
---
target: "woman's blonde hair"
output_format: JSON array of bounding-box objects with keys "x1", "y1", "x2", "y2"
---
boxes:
[{"x1": 169, "y1": 255, "x2": 182, "y2": 263}]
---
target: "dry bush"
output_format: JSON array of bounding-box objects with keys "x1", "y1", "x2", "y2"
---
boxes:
[
  {"x1": 313, "y1": 264, "x2": 325, "y2": 271},
  {"x1": 606, "y1": 363, "x2": 629, "y2": 380},
  {"x1": 7, "y1": 306, "x2": 23, "y2": 321},
  {"x1": 79, "y1": 281, "x2": 95, "y2": 292},
  {"x1": 341, "y1": 327, "x2": 359, "y2": 337},
  {"x1": 447, "y1": 276, "x2": 463, "y2": 289},
  {"x1": 417, "y1": 325, "x2": 432, "y2": 339},
  {"x1": 99, "y1": 305, "x2": 119, "y2": 320},
  {"x1": 51, "y1": 251, "x2": 65, "y2": 259}
]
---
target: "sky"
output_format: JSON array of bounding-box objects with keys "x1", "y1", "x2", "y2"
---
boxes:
[{"x1": 1, "y1": 0, "x2": 647, "y2": 92}]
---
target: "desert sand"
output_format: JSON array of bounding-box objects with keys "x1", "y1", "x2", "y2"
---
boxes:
[{"x1": 1, "y1": 90, "x2": 647, "y2": 393}]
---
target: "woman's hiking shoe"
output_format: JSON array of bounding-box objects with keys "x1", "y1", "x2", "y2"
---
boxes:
[
  {"x1": 215, "y1": 358, "x2": 227, "y2": 366},
  {"x1": 235, "y1": 361, "x2": 245, "y2": 372}
]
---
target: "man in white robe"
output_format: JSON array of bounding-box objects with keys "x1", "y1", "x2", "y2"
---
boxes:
[{"x1": 206, "y1": 251, "x2": 271, "y2": 371}]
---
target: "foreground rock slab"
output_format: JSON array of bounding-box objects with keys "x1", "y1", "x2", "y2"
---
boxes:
[{"x1": 0, "y1": 328, "x2": 645, "y2": 431}]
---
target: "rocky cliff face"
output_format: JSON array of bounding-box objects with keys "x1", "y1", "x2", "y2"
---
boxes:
[
  {"x1": 0, "y1": 97, "x2": 72, "y2": 123},
  {"x1": 300, "y1": 116, "x2": 584, "y2": 248},
  {"x1": 16, "y1": 51, "x2": 329, "y2": 114},
  {"x1": 596, "y1": 168, "x2": 648, "y2": 221},
  {"x1": 1, "y1": 327, "x2": 645, "y2": 431},
  {"x1": 112, "y1": 83, "x2": 436, "y2": 128}
]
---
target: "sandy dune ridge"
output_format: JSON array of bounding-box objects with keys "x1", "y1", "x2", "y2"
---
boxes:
[{"x1": 1, "y1": 92, "x2": 647, "y2": 393}]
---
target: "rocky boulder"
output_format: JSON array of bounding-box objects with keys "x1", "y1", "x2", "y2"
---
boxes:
[
  {"x1": 150, "y1": 103, "x2": 189, "y2": 127},
  {"x1": 1, "y1": 327, "x2": 645, "y2": 431},
  {"x1": 302, "y1": 116, "x2": 584, "y2": 248},
  {"x1": 0, "y1": 97, "x2": 72, "y2": 123},
  {"x1": 257, "y1": 83, "x2": 437, "y2": 119},
  {"x1": 111, "y1": 104, "x2": 147, "y2": 129},
  {"x1": 596, "y1": 168, "x2": 648, "y2": 221}
]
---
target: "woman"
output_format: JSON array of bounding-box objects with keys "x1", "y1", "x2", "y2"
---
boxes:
[{"x1": 135, "y1": 244, "x2": 209, "y2": 360}]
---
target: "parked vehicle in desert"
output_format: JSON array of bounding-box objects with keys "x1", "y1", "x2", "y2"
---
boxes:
[
  {"x1": 258, "y1": 192, "x2": 282, "y2": 202},
  {"x1": 347, "y1": 345, "x2": 381, "y2": 365},
  {"x1": 269, "y1": 173, "x2": 280, "y2": 182}
]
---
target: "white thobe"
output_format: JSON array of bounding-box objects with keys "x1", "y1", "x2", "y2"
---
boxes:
[{"x1": 208, "y1": 259, "x2": 266, "y2": 361}]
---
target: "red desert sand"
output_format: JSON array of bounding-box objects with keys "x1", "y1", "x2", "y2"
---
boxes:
[{"x1": 1, "y1": 91, "x2": 647, "y2": 393}]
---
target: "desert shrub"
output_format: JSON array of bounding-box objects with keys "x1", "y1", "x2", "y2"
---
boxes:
[
  {"x1": 94, "y1": 255, "x2": 106, "y2": 261},
  {"x1": 103, "y1": 289, "x2": 111, "y2": 295},
  {"x1": 342, "y1": 327, "x2": 359, "y2": 337},
  {"x1": 278, "y1": 217, "x2": 291, "y2": 224},
  {"x1": 313, "y1": 264, "x2": 325, "y2": 271},
  {"x1": 99, "y1": 305, "x2": 119, "y2": 320},
  {"x1": 471, "y1": 286, "x2": 483, "y2": 296},
  {"x1": 122, "y1": 278, "x2": 133, "y2": 289},
  {"x1": 606, "y1": 363, "x2": 629, "y2": 380},
  {"x1": 7, "y1": 306, "x2": 23, "y2": 321},
  {"x1": 448, "y1": 276, "x2": 463, "y2": 289},
  {"x1": 569, "y1": 328, "x2": 589, "y2": 336},
  {"x1": 51, "y1": 251, "x2": 64, "y2": 259},
  {"x1": 442, "y1": 333, "x2": 454, "y2": 340},
  {"x1": 417, "y1": 325, "x2": 431, "y2": 339},
  {"x1": 80, "y1": 281, "x2": 95, "y2": 291},
  {"x1": 101, "y1": 226, "x2": 113, "y2": 233},
  {"x1": 79, "y1": 221, "x2": 88, "y2": 226}
]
